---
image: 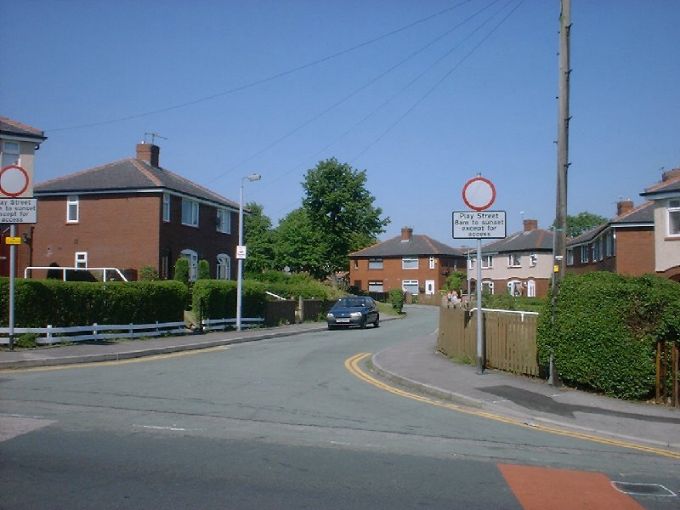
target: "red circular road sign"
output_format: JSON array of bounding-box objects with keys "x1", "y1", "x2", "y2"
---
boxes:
[
  {"x1": 0, "y1": 165, "x2": 30, "y2": 198},
  {"x1": 462, "y1": 176, "x2": 496, "y2": 211}
]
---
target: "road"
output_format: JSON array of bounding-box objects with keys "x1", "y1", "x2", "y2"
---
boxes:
[{"x1": 1, "y1": 306, "x2": 678, "y2": 509}]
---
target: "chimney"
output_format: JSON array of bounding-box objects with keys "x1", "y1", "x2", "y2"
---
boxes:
[
  {"x1": 401, "y1": 226, "x2": 413, "y2": 242},
  {"x1": 617, "y1": 199, "x2": 634, "y2": 217},
  {"x1": 136, "y1": 142, "x2": 160, "y2": 167},
  {"x1": 662, "y1": 168, "x2": 680, "y2": 182},
  {"x1": 523, "y1": 219, "x2": 538, "y2": 232}
]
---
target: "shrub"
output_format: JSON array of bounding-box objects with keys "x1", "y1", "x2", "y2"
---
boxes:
[
  {"x1": 197, "y1": 259, "x2": 211, "y2": 280},
  {"x1": 192, "y1": 279, "x2": 268, "y2": 323},
  {"x1": 174, "y1": 258, "x2": 190, "y2": 285},
  {"x1": 389, "y1": 289, "x2": 405, "y2": 314},
  {"x1": 537, "y1": 272, "x2": 680, "y2": 400},
  {"x1": 138, "y1": 266, "x2": 160, "y2": 281},
  {"x1": 482, "y1": 293, "x2": 545, "y2": 313}
]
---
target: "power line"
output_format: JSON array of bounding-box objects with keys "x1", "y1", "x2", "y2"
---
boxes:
[{"x1": 47, "y1": 0, "x2": 477, "y2": 132}]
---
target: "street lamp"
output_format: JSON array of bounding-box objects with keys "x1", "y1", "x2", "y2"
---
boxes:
[{"x1": 236, "y1": 172, "x2": 261, "y2": 331}]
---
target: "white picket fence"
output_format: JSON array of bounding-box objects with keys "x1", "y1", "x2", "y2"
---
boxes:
[{"x1": 0, "y1": 317, "x2": 265, "y2": 345}]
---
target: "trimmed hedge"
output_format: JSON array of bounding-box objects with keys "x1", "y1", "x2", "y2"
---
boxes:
[
  {"x1": 245, "y1": 271, "x2": 341, "y2": 299},
  {"x1": 482, "y1": 293, "x2": 545, "y2": 313},
  {"x1": 537, "y1": 272, "x2": 680, "y2": 399},
  {"x1": 0, "y1": 279, "x2": 188, "y2": 327},
  {"x1": 192, "y1": 280, "x2": 268, "y2": 322}
]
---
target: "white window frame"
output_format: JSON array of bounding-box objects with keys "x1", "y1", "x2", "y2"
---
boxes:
[
  {"x1": 368, "y1": 281, "x2": 384, "y2": 292},
  {"x1": 507, "y1": 279, "x2": 522, "y2": 296},
  {"x1": 368, "y1": 258, "x2": 383, "y2": 270},
  {"x1": 529, "y1": 253, "x2": 538, "y2": 267},
  {"x1": 566, "y1": 248, "x2": 574, "y2": 266},
  {"x1": 162, "y1": 193, "x2": 171, "y2": 223},
  {"x1": 481, "y1": 255, "x2": 493, "y2": 269},
  {"x1": 67, "y1": 195, "x2": 79, "y2": 223},
  {"x1": 181, "y1": 249, "x2": 198, "y2": 281},
  {"x1": 75, "y1": 251, "x2": 87, "y2": 268},
  {"x1": 508, "y1": 253, "x2": 521, "y2": 267},
  {"x1": 580, "y1": 245, "x2": 589, "y2": 263},
  {"x1": 402, "y1": 257, "x2": 419, "y2": 270},
  {"x1": 402, "y1": 279, "x2": 419, "y2": 294},
  {"x1": 216, "y1": 208, "x2": 231, "y2": 234},
  {"x1": 1, "y1": 141, "x2": 20, "y2": 168},
  {"x1": 181, "y1": 198, "x2": 199, "y2": 227},
  {"x1": 468, "y1": 257, "x2": 475, "y2": 270},
  {"x1": 527, "y1": 280, "x2": 536, "y2": 297},
  {"x1": 428, "y1": 257, "x2": 436, "y2": 269},
  {"x1": 216, "y1": 253, "x2": 231, "y2": 280},
  {"x1": 481, "y1": 280, "x2": 494, "y2": 294},
  {"x1": 668, "y1": 199, "x2": 680, "y2": 237}
]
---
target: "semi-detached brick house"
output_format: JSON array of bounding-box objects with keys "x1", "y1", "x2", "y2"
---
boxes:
[
  {"x1": 25, "y1": 143, "x2": 241, "y2": 281},
  {"x1": 348, "y1": 227, "x2": 465, "y2": 296},
  {"x1": 566, "y1": 199, "x2": 655, "y2": 277}
]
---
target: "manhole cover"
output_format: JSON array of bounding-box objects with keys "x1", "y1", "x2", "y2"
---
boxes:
[{"x1": 612, "y1": 482, "x2": 676, "y2": 497}]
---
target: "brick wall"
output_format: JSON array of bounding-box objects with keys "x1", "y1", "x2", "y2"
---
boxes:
[{"x1": 615, "y1": 228, "x2": 655, "y2": 275}]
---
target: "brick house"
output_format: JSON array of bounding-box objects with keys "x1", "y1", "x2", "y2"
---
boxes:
[
  {"x1": 23, "y1": 142, "x2": 241, "y2": 281},
  {"x1": 0, "y1": 116, "x2": 47, "y2": 276},
  {"x1": 640, "y1": 168, "x2": 680, "y2": 282},
  {"x1": 348, "y1": 227, "x2": 465, "y2": 295},
  {"x1": 566, "y1": 200, "x2": 655, "y2": 277},
  {"x1": 470, "y1": 219, "x2": 553, "y2": 297}
]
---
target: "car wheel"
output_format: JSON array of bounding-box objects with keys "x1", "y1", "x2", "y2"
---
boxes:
[
  {"x1": 360, "y1": 317, "x2": 367, "y2": 329},
  {"x1": 328, "y1": 324, "x2": 336, "y2": 331},
  {"x1": 374, "y1": 316, "x2": 380, "y2": 328}
]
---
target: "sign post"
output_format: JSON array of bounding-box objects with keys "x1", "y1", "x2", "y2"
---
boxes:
[{"x1": 453, "y1": 175, "x2": 505, "y2": 375}]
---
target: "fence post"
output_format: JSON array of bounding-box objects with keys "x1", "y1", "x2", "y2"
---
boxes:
[
  {"x1": 93, "y1": 323, "x2": 98, "y2": 342},
  {"x1": 129, "y1": 323, "x2": 133, "y2": 339},
  {"x1": 46, "y1": 324, "x2": 53, "y2": 344}
]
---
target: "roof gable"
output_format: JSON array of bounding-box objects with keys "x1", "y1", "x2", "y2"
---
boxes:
[
  {"x1": 482, "y1": 228, "x2": 553, "y2": 254},
  {"x1": 0, "y1": 116, "x2": 46, "y2": 140},
  {"x1": 350, "y1": 234, "x2": 461, "y2": 257}
]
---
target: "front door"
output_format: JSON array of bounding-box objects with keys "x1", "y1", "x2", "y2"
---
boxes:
[{"x1": 425, "y1": 280, "x2": 435, "y2": 295}]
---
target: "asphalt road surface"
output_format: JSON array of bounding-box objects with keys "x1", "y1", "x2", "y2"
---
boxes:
[{"x1": 1, "y1": 306, "x2": 678, "y2": 509}]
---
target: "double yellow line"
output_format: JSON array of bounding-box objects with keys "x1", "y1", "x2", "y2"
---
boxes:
[{"x1": 345, "y1": 352, "x2": 680, "y2": 461}]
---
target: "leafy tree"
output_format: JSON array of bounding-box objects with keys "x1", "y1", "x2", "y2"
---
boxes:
[
  {"x1": 243, "y1": 202, "x2": 276, "y2": 274},
  {"x1": 444, "y1": 271, "x2": 466, "y2": 293},
  {"x1": 302, "y1": 158, "x2": 389, "y2": 276},
  {"x1": 552, "y1": 211, "x2": 608, "y2": 238},
  {"x1": 274, "y1": 208, "x2": 327, "y2": 278}
]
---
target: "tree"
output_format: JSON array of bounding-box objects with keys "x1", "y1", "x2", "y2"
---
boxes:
[
  {"x1": 243, "y1": 202, "x2": 276, "y2": 274},
  {"x1": 274, "y1": 208, "x2": 327, "y2": 278},
  {"x1": 552, "y1": 211, "x2": 608, "y2": 238},
  {"x1": 302, "y1": 158, "x2": 389, "y2": 276}
]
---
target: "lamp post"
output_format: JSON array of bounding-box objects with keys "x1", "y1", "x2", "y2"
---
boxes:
[{"x1": 236, "y1": 173, "x2": 261, "y2": 331}]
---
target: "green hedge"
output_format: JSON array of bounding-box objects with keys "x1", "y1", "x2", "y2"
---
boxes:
[
  {"x1": 537, "y1": 272, "x2": 680, "y2": 399},
  {"x1": 192, "y1": 280, "x2": 268, "y2": 322},
  {"x1": 482, "y1": 293, "x2": 545, "y2": 313},
  {"x1": 245, "y1": 271, "x2": 340, "y2": 299},
  {"x1": 0, "y1": 279, "x2": 188, "y2": 327}
]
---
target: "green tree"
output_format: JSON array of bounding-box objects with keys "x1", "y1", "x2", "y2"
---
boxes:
[
  {"x1": 274, "y1": 208, "x2": 327, "y2": 278},
  {"x1": 302, "y1": 158, "x2": 389, "y2": 276},
  {"x1": 444, "y1": 271, "x2": 466, "y2": 293},
  {"x1": 553, "y1": 211, "x2": 608, "y2": 238},
  {"x1": 243, "y1": 202, "x2": 276, "y2": 274}
]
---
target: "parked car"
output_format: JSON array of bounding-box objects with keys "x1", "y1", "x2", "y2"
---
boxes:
[{"x1": 327, "y1": 296, "x2": 380, "y2": 330}]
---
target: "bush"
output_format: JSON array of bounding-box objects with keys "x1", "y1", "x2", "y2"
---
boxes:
[
  {"x1": 174, "y1": 258, "x2": 190, "y2": 285},
  {"x1": 197, "y1": 260, "x2": 211, "y2": 280},
  {"x1": 192, "y1": 279, "x2": 268, "y2": 323},
  {"x1": 0, "y1": 279, "x2": 188, "y2": 327},
  {"x1": 537, "y1": 272, "x2": 680, "y2": 400},
  {"x1": 389, "y1": 289, "x2": 405, "y2": 314},
  {"x1": 482, "y1": 293, "x2": 545, "y2": 313},
  {"x1": 138, "y1": 266, "x2": 160, "y2": 281}
]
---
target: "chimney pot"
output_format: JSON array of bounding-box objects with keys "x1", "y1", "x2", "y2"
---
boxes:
[
  {"x1": 523, "y1": 219, "x2": 538, "y2": 232},
  {"x1": 617, "y1": 199, "x2": 634, "y2": 217},
  {"x1": 401, "y1": 227, "x2": 413, "y2": 242},
  {"x1": 136, "y1": 142, "x2": 160, "y2": 167}
]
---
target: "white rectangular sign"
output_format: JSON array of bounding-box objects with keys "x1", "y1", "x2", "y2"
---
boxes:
[
  {"x1": 452, "y1": 210, "x2": 506, "y2": 239},
  {"x1": 236, "y1": 245, "x2": 247, "y2": 260},
  {"x1": 0, "y1": 198, "x2": 37, "y2": 224}
]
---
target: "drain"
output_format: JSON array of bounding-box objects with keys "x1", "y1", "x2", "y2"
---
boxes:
[{"x1": 612, "y1": 482, "x2": 676, "y2": 497}]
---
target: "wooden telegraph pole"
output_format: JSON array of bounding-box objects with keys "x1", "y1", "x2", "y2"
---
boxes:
[{"x1": 550, "y1": 0, "x2": 571, "y2": 385}]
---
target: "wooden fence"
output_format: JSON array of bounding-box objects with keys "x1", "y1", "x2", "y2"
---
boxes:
[
  {"x1": 656, "y1": 340, "x2": 679, "y2": 408},
  {"x1": 437, "y1": 307, "x2": 540, "y2": 376}
]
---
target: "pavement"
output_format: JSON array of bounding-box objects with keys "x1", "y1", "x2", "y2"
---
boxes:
[{"x1": 1, "y1": 313, "x2": 679, "y2": 458}]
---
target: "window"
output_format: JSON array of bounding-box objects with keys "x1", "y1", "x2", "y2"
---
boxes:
[
  {"x1": 605, "y1": 231, "x2": 614, "y2": 257},
  {"x1": 580, "y1": 245, "x2": 589, "y2": 263},
  {"x1": 353, "y1": 259, "x2": 359, "y2": 270},
  {"x1": 468, "y1": 257, "x2": 475, "y2": 270},
  {"x1": 75, "y1": 252, "x2": 87, "y2": 268},
  {"x1": 181, "y1": 198, "x2": 199, "y2": 227},
  {"x1": 481, "y1": 255, "x2": 493, "y2": 269},
  {"x1": 216, "y1": 208, "x2": 231, "y2": 233},
  {"x1": 402, "y1": 257, "x2": 418, "y2": 270},
  {"x1": 368, "y1": 258, "x2": 383, "y2": 270},
  {"x1": 368, "y1": 281, "x2": 384, "y2": 292},
  {"x1": 481, "y1": 280, "x2": 494, "y2": 294},
  {"x1": 527, "y1": 280, "x2": 536, "y2": 297},
  {"x1": 429, "y1": 257, "x2": 436, "y2": 269},
  {"x1": 216, "y1": 254, "x2": 231, "y2": 280},
  {"x1": 160, "y1": 254, "x2": 170, "y2": 279},
  {"x1": 592, "y1": 240, "x2": 601, "y2": 261},
  {"x1": 507, "y1": 280, "x2": 522, "y2": 296},
  {"x1": 402, "y1": 280, "x2": 419, "y2": 295},
  {"x1": 567, "y1": 248, "x2": 574, "y2": 266},
  {"x1": 180, "y1": 249, "x2": 198, "y2": 281},
  {"x1": 508, "y1": 253, "x2": 521, "y2": 267},
  {"x1": 529, "y1": 253, "x2": 538, "y2": 267},
  {"x1": 66, "y1": 195, "x2": 79, "y2": 223},
  {"x1": 162, "y1": 194, "x2": 171, "y2": 222},
  {"x1": 668, "y1": 199, "x2": 680, "y2": 237},
  {"x1": 1, "y1": 141, "x2": 20, "y2": 167}
]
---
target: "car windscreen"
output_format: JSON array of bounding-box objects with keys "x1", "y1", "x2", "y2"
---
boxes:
[{"x1": 337, "y1": 298, "x2": 366, "y2": 308}]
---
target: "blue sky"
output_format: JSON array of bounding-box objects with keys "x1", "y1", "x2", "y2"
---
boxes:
[{"x1": 2, "y1": 0, "x2": 679, "y2": 246}]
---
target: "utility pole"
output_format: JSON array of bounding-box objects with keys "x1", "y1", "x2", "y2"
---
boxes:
[{"x1": 550, "y1": 0, "x2": 571, "y2": 385}]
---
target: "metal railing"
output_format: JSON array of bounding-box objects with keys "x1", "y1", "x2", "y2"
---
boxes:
[{"x1": 24, "y1": 266, "x2": 128, "y2": 282}]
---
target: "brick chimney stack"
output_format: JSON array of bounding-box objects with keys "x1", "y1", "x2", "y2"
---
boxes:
[
  {"x1": 523, "y1": 219, "x2": 538, "y2": 232},
  {"x1": 401, "y1": 227, "x2": 413, "y2": 242},
  {"x1": 136, "y1": 142, "x2": 160, "y2": 167},
  {"x1": 617, "y1": 199, "x2": 634, "y2": 217}
]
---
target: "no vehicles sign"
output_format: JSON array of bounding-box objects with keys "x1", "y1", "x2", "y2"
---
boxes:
[{"x1": 452, "y1": 210, "x2": 506, "y2": 239}]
